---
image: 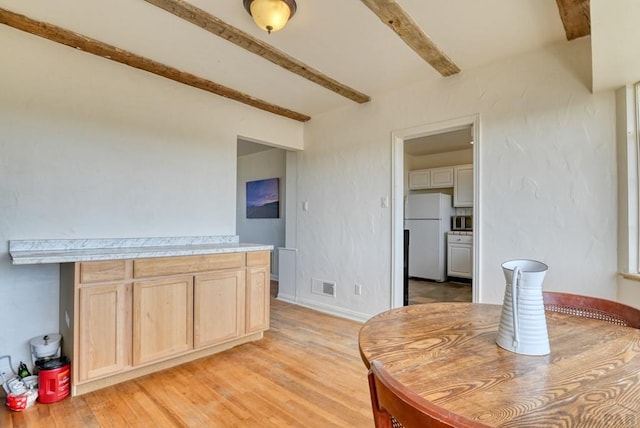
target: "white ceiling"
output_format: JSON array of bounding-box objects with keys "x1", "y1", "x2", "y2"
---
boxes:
[
  {"x1": 1, "y1": 0, "x2": 638, "y2": 119},
  {"x1": 237, "y1": 138, "x2": 276, "y2": 156},
  {"x1": 405, "y1": 128, "x2": 473, "y2": 156}
]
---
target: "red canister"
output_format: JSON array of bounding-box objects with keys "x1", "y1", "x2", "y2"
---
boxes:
[{"x1": 36, "y1": 357, "x2": 70, "y2": 404}]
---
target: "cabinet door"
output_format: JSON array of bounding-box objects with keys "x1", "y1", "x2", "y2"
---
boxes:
[
  {"x1": 430, "y1": 167, "x2": 454, "y2": 188},
  {"x1": 246, "y1": 265, "x2": 270, "y2": 333},
  {"x1": 408, "y1": 170, "x2": 430, "y2": 189},
  {"x1": 454, "y1": 165, "x2": 473, "y2": 207},
  {"x1": 78, "y1": 283, "x2": 130, "y2": 381},
  {"x1": 448, "y1": 243, "x2": 473, "y2": 278},
  {"x1": 194, "y1": 270, "x2": 245, "y2": 348},
  {"x1": 133, "y1": 276, "x2": 193, "y2": 365}
]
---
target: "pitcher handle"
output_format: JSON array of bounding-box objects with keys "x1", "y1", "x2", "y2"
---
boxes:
[{"x1": 511, "y1": 266, "x2": 520, "y2": 349}]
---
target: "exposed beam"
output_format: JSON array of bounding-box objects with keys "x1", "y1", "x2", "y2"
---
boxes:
[
  {"x1": 144, "y1": 0, "x2": 371, "y2": 104},
  {"x1": 0, "y1": 7, "x2": 310, "y2": 122},
  {"x1": 359, "y1": 0, "x2": 460, "y2": 77},
  {"x1": 555, "y1": 0, "x2": 590, "y2": 40}
]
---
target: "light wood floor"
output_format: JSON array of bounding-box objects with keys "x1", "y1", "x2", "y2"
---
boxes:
[
  {"x1": 408, "y1": 278, "x2": 472, "y2": 305},
  {"x1": 1, "y1": 285, "x2": 373, "y2": 427}
]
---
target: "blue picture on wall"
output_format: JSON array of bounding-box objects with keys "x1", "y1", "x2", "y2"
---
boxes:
[{"x1": 246, "y1": 178, "x2": 280, "y2": 219}]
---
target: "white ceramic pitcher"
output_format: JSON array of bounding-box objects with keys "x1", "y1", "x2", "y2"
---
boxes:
[{"x1": 496, "y1": 259, "x2": 550, "y2": 356}]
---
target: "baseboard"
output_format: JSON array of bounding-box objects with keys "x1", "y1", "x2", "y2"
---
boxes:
[
  {"x1": 295, "y1": 297, "x2": 372, "y2": 323},
  {"x1": 276, "y1": 293, "x2": 296, "y2": 304}
]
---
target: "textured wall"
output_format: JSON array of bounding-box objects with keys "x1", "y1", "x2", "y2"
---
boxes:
[
  {"x1": 0, "y1": 28, "x2": 302, "y2": 365},
  {"x1": 297, "y1": 38, "x2": 617, "y2": 319}
]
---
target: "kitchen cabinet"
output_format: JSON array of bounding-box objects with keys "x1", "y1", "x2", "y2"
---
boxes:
[
  {"x1": 194, "y1": 270, "x2": 245, "y2": 348},
  {"x1": 74, "y1": 260, "x2": 131, "y2": 383},
  {"x1": 78, "y1": 281, "x2": 130, "y2": 382},
  {"x1": 409, "y1": 169, "x2": 430, "y2": 189},
  {"x1": 431, "y1": 167, "x2": 455, "y2": 188},
  {"x1": 133, "y1": 276, "x2": 194, "y2": 365},
  {"x1": 409, "y1": 167, "x2": 454, "y2": 190},
  {"x1": 447, "y1": 234, "x2": 473, "y2": 279},
  {"x1": 60, "y1": 250, "x2": 270, "y2": 396},
  {"x1": 453, "y1": 165, "x2": 473, "y2": 207},
  {"x1": 246, "y1": 251, "x2": 271, "y2": 333}
]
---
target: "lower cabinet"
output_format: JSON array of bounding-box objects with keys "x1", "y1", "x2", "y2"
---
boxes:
[
  {"x1": 447, "y1": 236, "x2": 473, "y2": 279},
  {"x1": 246, "y1": 265, "x2": 269, "y2": 333},
  {"x1": 78, "y1": 282, "x2": 130, "y2": 382},
  {"x1": 133, "y1": 276, "x2": 194, "y2": 365},
  {"x1": 63, "y1": 250, "x2": 270, "y2": 396},
  {"x1": 194, "y1": 270, "x2": 245, "y2": 348}
]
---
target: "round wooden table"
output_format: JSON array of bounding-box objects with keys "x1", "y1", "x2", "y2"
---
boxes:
[{"x1": 359, "y1": 303, "x2": 640, "y2": 427}]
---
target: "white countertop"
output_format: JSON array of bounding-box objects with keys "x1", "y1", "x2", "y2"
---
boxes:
[
  {"x1": 447, "y1": 230, "x2": 473, "y2": 236},
  {"x1": 9, "y1": 236, "x2": 273, "y2": 265}
]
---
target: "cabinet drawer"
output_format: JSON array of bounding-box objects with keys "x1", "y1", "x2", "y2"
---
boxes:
[
  {"x1": 246, "y1": 251, "x2": 270, "y2": 267},
  {"x1": 79, "y1": 261, "x2": 127, "y2": 284},
  {"x1": 448, "y1": 235, "x2": 473, "y2": 244},
  {"x1": 133, "y1": 253, "x2": 245, "y2": 278}
]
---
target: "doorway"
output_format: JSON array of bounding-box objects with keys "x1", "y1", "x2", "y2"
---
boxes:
[
  {"x1": 236, "y1": 137, "x2": 298, "y2": 301},
  {"x1": 236, "y1": 138, "x2": 286, "y2": 277},
  {"x1": 391, "y1": 115, "x2": 480, "y2": 308}
]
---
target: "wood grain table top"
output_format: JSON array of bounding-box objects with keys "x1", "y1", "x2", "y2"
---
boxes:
[{"x1": 358, "y1": 303, "x2": 640, "y2": 427}]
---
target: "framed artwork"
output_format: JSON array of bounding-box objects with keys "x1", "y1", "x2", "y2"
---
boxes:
[{"x1": 246, "y1": 178, "x2": 280, "y2": 218}]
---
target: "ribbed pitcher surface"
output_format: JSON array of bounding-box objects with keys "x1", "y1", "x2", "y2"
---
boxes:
[{"x1": 496, "y1": 259, "x2": 550, "y2": 356}]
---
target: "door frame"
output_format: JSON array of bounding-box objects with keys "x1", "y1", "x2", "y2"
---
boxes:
[{"x1": 391, "y1": 115, "x2": 481, "y2": 308}]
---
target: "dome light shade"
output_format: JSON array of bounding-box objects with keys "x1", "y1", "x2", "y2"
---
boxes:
[{"x1": 243, "y1": 0, "x2": 297, "y2": 34}]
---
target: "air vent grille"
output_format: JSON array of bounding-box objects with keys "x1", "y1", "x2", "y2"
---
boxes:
[{"x1": 312, "y1": 278, "x2": 336, "y2": 297}]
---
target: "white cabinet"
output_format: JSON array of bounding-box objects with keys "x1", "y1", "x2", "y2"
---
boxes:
[
  {"x1": 431, "y1": 167, "x2": 454, "y2": 188},
  {"x1": 409, "y1": 167, "x2": 454, "y2": 190},
  {"x1": 453, "y1": 165, "x2": 473, "y2": 207},
  {"x1": 447, "y1": 234, "x2": 473, "y2": 279},
  {"x1": 409, "y1": 169, "x2": 430, "y2": 189}
]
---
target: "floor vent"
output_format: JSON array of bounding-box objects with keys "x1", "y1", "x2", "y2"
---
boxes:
[{"x1": 312, "y1": 278, "x2": 336, "y2": 297}]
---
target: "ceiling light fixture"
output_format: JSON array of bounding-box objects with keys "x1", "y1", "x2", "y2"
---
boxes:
[{"x1": 243, "y1": 0, "x2": 297, "y2": 34}]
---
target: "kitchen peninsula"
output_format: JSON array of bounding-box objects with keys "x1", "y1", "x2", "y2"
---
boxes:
[{"x1": 9, "y1": 236, "x2": 272, "y2": 396}]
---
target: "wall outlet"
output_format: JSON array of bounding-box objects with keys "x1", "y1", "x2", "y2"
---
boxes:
[
  {"x1": 65, "y1": 311, "x2": 70, "y2": 328},
  {"x1": 355, "y1": 283, "x2": 362, "y2": 295}
]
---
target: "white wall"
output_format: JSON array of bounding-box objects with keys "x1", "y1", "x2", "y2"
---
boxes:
[
  {"x1": 296, "y1": 38, "x2": 619, "y2": 320},
  {"x1": 236, "y1": 148, "x2": 286, "y2": 276},
  {"x1": 0, "y1": 28, "x2": 302, "y2": 365}
]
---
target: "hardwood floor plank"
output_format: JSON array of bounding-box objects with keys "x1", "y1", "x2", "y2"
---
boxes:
[
  {"x1": 1, "y1": 289, "x2": 372, "y2": 427},
  {"x1": 409, "y1": 278, "x2": 472, "y2": 305}
]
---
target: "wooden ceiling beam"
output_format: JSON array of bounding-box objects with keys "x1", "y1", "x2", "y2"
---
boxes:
[
  {"x1": 144, "y1": 0, "x2": 371, "y2": 104},
  {"x1": 0, "y1": 7, "x2": 310, "y2": 122},
  {"x1": 359, "y1": 0, "x2": 460, "y2": 77},
  {"x1": 555, "y1": 0, "x2": 590, "y2": 40}
]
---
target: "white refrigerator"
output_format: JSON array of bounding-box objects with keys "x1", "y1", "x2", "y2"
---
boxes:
[{"x1": 404, "y1": 193, "x2": 453, "y2": 282}]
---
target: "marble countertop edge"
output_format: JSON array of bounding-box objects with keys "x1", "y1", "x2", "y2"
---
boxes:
[
  {"x1": 9, "y1": 235, "x2": 239, "y2": 251},
  {"x1": 9, "y1": 237, "x2": 273, "y2": 265}
]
